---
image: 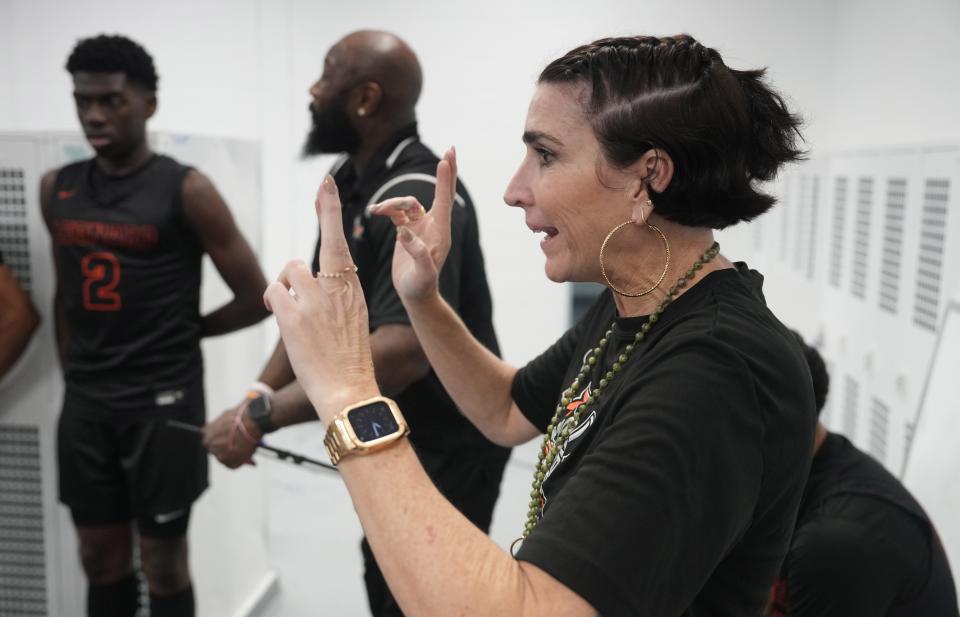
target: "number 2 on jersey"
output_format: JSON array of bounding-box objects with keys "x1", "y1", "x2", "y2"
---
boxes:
[{"x1": 81, "y1": 252, "x2": 122, "y2": 311}]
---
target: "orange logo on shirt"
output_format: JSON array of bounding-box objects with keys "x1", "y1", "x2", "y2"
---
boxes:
[{"x1": 565, "y1": 386, "x2": 592, "y2": 415}]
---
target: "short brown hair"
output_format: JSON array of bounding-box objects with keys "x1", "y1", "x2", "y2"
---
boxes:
[{"x1": 540, "y1": 34, "x2": 804, "y2": 229}]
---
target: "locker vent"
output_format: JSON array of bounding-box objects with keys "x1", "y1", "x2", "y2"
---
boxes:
[
  {"x1": 913, "y1": 178, "x2": 950, "y2": 331},
  {"x1": 829, "y1": 177, "x2": 848, "y2": 288},
  {"x1": 0, "y1": 168, "x2": 31, "y2": 291},
  {"x1": 851, "y1": 177, "x2": 873, "y2": 299},
  {"x1": 0, "y1": 424, "x2": 47, "y2": 617},
  {"x1": 807, "y1": 176, "x2": 820, "y2": 280},
  {"x1": 793, "y1": 175, "x2": 808, "y2": 271},
  {"x1": 879, "y1": 178, "x2": 907, "y2": 314}
]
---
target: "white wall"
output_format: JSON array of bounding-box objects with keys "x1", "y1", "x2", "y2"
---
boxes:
[{"x1": 823, "y1": 0, "x2": 960, "y2": 152}]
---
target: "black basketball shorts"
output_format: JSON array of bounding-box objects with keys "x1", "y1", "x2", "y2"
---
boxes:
[{"x1": 57, "y1": 403, "x2": 208, "y2": 539}]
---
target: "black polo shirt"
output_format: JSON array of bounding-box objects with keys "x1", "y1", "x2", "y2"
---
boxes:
[{"x1": 312, "y1": 124, "x2": 506, "y2": 454}]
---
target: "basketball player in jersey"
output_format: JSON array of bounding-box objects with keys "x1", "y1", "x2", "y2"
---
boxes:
[{"x1": 40, "y1": 35, "x2": 269, "y2": 617}]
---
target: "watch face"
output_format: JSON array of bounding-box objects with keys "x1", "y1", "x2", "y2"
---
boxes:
[
  {"x1": 347, "y1": 401, "x2": 400, "y2": 443},
  {"x1": 248, "y1": 395, "x2": 270, "y2": 418}
]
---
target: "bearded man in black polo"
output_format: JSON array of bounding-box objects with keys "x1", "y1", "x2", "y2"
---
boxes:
[{"x1": 203, "y1": 30, "x2": 510, "y2": 616}]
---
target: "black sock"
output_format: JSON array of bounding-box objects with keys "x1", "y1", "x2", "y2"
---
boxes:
[
  {"x1": 87, "y1": 573, "x2": 139, "y2": 617},
  {"x1": 150, "y1": 585, "x2": 194, "y2": 617}
]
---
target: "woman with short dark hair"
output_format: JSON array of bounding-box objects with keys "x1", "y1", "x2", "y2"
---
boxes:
[{"x1": 265, "y1": 34, "x2": 817, "y2": 617}]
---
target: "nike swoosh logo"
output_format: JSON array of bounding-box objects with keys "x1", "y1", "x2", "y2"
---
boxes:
[
  {"x1": 153, "y1": 508, "x2": 187, "y2": 524},
  {"x1": 57, "y1": 189, "x2": 77, "y2": 199}
]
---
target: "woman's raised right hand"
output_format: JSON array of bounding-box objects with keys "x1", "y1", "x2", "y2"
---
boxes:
[{"x1": 368, "y1": 147, "x2": 458, "y2": 304}]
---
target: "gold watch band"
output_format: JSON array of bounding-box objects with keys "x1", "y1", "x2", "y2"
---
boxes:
[
  {"x1": 323, "y1": 396, "x2": 409, "y2": 465},
  {"x1": 323, "y1": 418, "x2": 351, "y2": 465}
]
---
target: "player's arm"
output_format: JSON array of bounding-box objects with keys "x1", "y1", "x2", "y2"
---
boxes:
[
  {"x1": 267, "y1": 323, "x2": 429, "y2": 426},
  {"x1": 181, "y1": 170, "x2": 269, "y2": 337},
  {"x1": 203, "y1": 323, "x2": 429, "y2": 468},
  {"x1": 204, "y1": 175, "x2": 432, "y2": 467},
  {"x1": 257, "y1": 338, "x2": 296, "y2": 390},
  {"x1": 0, "y1": 262, "x2": 40, "y2": 379},
  {"x1": 39, "y1": 170, "x2": 69, "y2": 367}
]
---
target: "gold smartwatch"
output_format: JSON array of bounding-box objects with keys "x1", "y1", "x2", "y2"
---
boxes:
[{"x1": 323, "y1": 396, "x2": 410, "y2": 465}]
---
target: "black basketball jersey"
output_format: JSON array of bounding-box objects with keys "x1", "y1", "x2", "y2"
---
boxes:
[{"x1": 49, "y1": 155, "x2": 204, "y2": 418}]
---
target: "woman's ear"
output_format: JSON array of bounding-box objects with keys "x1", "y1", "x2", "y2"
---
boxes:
[
  {"x1": 629, "y1": 148, "x2": 674, "y2": 195},
  {"x1": 624, "y1": 149, "x2": 673, "y2": 222}
]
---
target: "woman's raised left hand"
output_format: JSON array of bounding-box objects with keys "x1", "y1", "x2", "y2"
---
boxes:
[
  {"x1": 262, "y1": 176, "x2": 380, "y2": 425},
  {"x1": 368, "y1": 147, "x2": 458, "y2": 305}
]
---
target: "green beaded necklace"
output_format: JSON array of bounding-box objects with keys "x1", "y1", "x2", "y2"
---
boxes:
[{"x1": 515, "y1": 242, "x2": 721, "y2": 548}]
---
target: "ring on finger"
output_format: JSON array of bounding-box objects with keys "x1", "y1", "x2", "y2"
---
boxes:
[
  {"x1": 318, "y1": 264, "x2": 358, "y2": 279},
  {"x1": 408, "y1": 203, "x2": 426, "y2": 220}
]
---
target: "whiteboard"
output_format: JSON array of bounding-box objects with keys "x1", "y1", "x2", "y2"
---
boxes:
[{"x1": 902, "y1": 299, "x2": 960, "y2": 588}]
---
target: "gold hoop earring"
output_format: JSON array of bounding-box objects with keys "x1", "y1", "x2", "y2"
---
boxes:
[{"x1": 599, "y1": 215, "x2": 670, "y2": 297}]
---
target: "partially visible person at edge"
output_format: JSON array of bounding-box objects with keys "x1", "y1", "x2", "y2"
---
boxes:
[
  {"x1": 765, "y1": 336, "x2": 959, "y2": 617},
  {"x1": 202, "y1": 30, "x2": 509, "y2": 616},
  {"x1": 0, "y1": 249, "x2": 40, "y2": 379},
  {"x1": 260, "y1": 33, "x2": 817, "y2": 617},
  {"x1": 40, "y1": 34, "x2": 268, "y2": 617}
]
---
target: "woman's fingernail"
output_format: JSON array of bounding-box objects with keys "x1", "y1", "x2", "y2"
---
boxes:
[
  {"x1": 323, "y1": 175, "x2": 337, "y2": 194},
  {"x1": 399, "y1": 227, "x2": 412, "y2": 242}
]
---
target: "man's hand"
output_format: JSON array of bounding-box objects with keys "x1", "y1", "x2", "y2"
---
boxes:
[{"x1": 203, "y1": 404, "x2": 261, "y2": 468}]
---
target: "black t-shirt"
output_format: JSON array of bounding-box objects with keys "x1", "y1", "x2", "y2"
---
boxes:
[
  {"x1": 49, "y1": 155, "x2": 204, "y2": 418},
  {"x1": 312, "y1": 124, "x2": 506, "y2": 456},
  {"x1": 770, "y1": 433, "x2": 959, "y2": 617},
  {"x1": 511, "y1": 264, "x2": 816, "y2": 617}
]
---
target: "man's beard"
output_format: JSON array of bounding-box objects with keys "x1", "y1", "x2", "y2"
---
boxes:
[{"x1": 302, "y1": 95, "x2": 362, "y2": 157}]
